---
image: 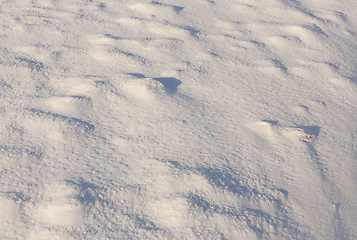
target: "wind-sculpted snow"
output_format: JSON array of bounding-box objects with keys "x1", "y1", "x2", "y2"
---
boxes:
[{"x1": 1, "y1": 0, "x2": 357, "y2": 239}]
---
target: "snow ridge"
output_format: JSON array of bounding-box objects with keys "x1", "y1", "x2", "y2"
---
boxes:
[{"x1": 1, "y1": 0, "x2": 357, "y2": 239}]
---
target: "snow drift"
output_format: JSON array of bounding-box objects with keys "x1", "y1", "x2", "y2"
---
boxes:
[{"x1": 1, "y1": 0, "x2": 357, "y2": 239}]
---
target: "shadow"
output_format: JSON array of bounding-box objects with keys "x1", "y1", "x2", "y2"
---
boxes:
[
  {"x1": 297, "y1": 125, "x2": 321, "y2": 137},
  {"x1": 104, "y1": 33, "x2": 122, "y2": 40},
  {"x1": 134, "y1": 215, "x2": 160, "y2": 231},
  {"x1": 27, "y1": 108, "x2": 95, "y2": 132},
  {"x1": 187, "y1": 193, "x2": 211, "y2": 212},
  {"x1": 151, "y1": 1, "x2": 184, "y2": 12},
  {"x1": 70, "y1": 95, "x2": 92, "y2": 101},
  {"x1": 185, "y1": 190, "x2": 302, "y2": 239},
  {"x1": 0, "y1": 145, "x2": 43, "y2": 161},
  {"x1": 111, "y1": 48, "x2": 146, "y2": 63},
  {"x1": 15, "y1": 57, "x2": 45, "y2": 72},
  {"x1": 335, "y1": 11, "x2": 348, "y2": 22},
  {"x1": 0, "y1": 80, "x2": 11, "y2": 89},
  {"x1": 271, "y1": 59, "x2": 288, "y2": 72},
  {"x1": 277, "y1": 188, "x2": 289, "y2": 198},
  {"x1": 128, "y1": 73, "x2": 147, "y2": 78},
  {"x1": 98, "y1": 3, "x2": 106, "y2": 9},
  {"x1": 5, "y1": 191, "x2": 31, "y2": 202},
  {"x1": 250, "y1": 40, "x2": 265, "y2": 47},
  {"x1": 167, "y1": 160, "x2": 181, "y2": 168},
  {"x1": 280, "y1": 0, "x2": 324, "y2": 22},
  {"x1": 26, "y1": 147, "x2": 43, "y2": 160},
  {"x1": 333, "y1": 203, "x2": 349, "y2": 240},
  {"x1": 303, "y1": 24, "x2": 328, "y2": 37},
  {"x1": 66, "y1": 180, "x2": 99, "y2": 205},
  {"x1": 72, "y1": 180, "x2": 99, "y2": 205},
  {"x1": 183, "y1": 26, "x2": 200, "y2": 37},
  {"x1": 66, "y1": 180, "x2": 113, "y2": 206},
  {"x1": 349, "y1": 76, "x2": 357, "y2": 84},
  {"x1": 153, "y1": 77, "x2": 182, "y2": 94},
  {"x1": 298, "y1": 105, "x2": 309, "y2": 111},
  {"x1": 199, "y1": 167, "x2": 250, "y2": 196},
  {"x1": 261, "y1": 120, "x2": 279, "y2": 126}
]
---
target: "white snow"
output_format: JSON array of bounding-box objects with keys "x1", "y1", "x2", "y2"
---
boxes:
[{"x1": 1, "y1": 0, "x2": 357, "y2": 239}]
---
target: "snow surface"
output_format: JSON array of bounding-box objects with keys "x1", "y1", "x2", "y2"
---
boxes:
[{"x1": 1, "y1": 0, "x2": 357, "y2": 239}]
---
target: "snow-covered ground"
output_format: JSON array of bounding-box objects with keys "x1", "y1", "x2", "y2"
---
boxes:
[{"x1": 1, "y1": 0, "x2": 357, "y2": 239}]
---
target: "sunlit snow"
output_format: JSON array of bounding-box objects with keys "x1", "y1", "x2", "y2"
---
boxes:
[{"x1": 1, "y1": 0, "x2": 357, "y2": 239}]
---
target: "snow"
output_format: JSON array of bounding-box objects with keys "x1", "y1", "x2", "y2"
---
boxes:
[{"x1": 1, "y1": 0, "x2": 357, "y2": 239}]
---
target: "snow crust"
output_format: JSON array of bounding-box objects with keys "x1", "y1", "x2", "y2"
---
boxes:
[{"x1": 1, "y1": 0, "x2": 357, "y2": 239}]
